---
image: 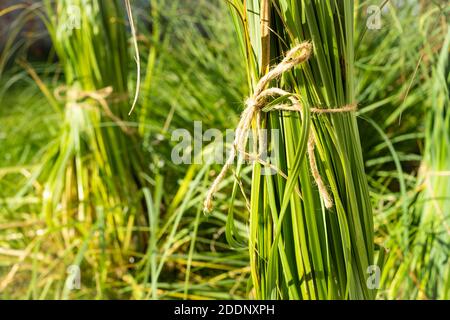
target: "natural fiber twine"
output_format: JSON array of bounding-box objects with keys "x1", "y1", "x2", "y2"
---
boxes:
[
  {"x1": 54, "y1": 85, "x2": 134, "y2": 134},
  {"x1": 204, "y1": 42, "x2": 357, "y2": 212}
]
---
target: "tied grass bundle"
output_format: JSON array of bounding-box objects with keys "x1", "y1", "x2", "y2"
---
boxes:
[
  {"x1": 224, "y1": 0, "x2": 376, "y2": 299},
  {"x1": 41, "y1": 0, "x2": 143, "y2": 225},
  {"x1": 31, "y1": 0, "x2": 145, "y2": 297}
]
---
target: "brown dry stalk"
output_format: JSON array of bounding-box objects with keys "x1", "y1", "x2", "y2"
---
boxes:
[{"x1": 260, "y1": 0, "x2": 271, "y2": 74}]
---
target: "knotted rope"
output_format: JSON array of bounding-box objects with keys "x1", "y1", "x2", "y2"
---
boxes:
[
  {"x1": 54, "y1": 86, "x2": 134, "y2": 134},
  {"x1": 204, "y1": 42, "x2": 357, "y2": 212}
]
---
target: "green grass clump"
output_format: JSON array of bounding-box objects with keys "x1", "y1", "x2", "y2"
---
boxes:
[
  {"x1": 381, "y1": 27, "x2": 450, "y2": 300},
  {"x1": 224, "y1": 0, "x2": 376, "y2": 299},
  {"x1": 0, "y1": 0, "x2": 147, "y2": 298},
  {"x1": 352, "y1": 1, "x2": 449, "y2": 299}
]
